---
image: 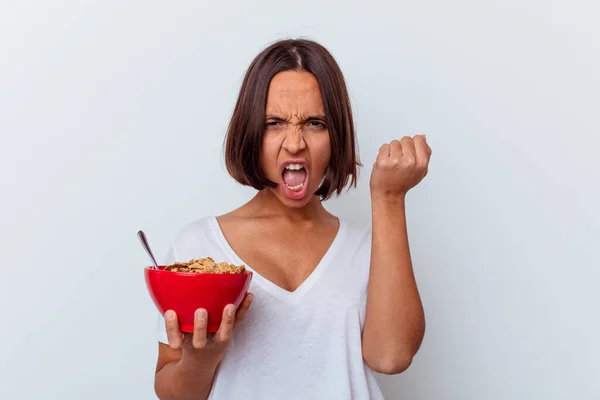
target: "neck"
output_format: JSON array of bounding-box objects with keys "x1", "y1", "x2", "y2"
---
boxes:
[{"x1": 247, "y1": 189, "x2": 330, "y2": 222}]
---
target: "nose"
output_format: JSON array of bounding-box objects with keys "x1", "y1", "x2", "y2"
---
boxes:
[{"x1": 282, "y1": 126, "x2": 307, "y2": 154}]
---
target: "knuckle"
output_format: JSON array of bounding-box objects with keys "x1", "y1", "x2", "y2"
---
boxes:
[
  {"x1": 380, "y1": 159, "x2": 393, "y2": 169},
  {"x1": 403, "y1": 157, "x2": 416, "y2": 167},
  {"x1": 390, "y1": 158, "x2": 400, "y2": 167},
  {"x1": 215, "y1": 334, "x2": 230, "y2": 345}
]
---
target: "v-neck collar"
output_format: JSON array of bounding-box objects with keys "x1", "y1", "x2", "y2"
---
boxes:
[{"x1": 209, "y1": 216, "x2": 346, "y2": 304}]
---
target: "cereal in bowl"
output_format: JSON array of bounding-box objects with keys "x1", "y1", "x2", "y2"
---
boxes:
[{"x1": 163, "y1": 257, "x2": 246, "y2": 274}]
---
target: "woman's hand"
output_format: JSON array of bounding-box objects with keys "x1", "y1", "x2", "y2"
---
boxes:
[
  {"x1": 163, "y1": 293, "x2": 254, "y2": 365},
  {"x1": 370, "y1": 135, "x2": 432, "y2": 199}
]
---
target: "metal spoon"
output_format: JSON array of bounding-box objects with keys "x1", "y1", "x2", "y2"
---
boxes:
[{"x1": 137, "y1": 230, "x2": 159, "y2": 269}]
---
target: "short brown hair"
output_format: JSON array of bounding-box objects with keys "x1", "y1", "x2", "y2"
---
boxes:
[{"x1": 224, "y1": 38, "x2": 360, "y2": 200}]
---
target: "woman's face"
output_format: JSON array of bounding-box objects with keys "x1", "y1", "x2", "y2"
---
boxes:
[{"x1": 260, "y1": 70, "x2": 331, "y2": 208}]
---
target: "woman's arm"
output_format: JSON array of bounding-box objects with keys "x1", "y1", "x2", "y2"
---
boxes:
[
  {"x1": 155, "y1": 344, "x2": 219, "y2": 400},
  {"x1": 362, "y1": 195, "x2": 425, "y2": 374},
  {"x1": 361, "y1": 135, "x2": 431, "y2": 375}
]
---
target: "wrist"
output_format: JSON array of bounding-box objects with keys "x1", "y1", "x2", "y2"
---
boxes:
[
  {"x1": 370, "y1": 192, "x2": 407, "y2": 208},
  {"x1": 179, "y1": 351, "x2": 221, "y2": 374}
]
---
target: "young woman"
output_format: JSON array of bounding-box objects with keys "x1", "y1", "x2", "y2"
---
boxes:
[{"x1": 154, "y1": 39, "x2": 431, "y2": 400}]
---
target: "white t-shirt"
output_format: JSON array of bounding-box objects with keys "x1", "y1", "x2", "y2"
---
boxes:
[{"x1": 156, "y1": 216, "x2": 385, "y2": 400}]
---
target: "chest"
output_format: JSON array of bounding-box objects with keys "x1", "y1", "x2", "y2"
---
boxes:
[{"x1": 219, "y1": 220, "x2": 339, "y2": 293}]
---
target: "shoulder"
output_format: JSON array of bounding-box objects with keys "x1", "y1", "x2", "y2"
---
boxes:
[
  {"x1": 173, "y1": 215, "x2": 214, "y2": 239},
  {"x1": 340, "y1": 218, "x2": 371, "y2": 239},
  {"x1": 168, "y1": 216, "x2": 218, "y2": 256},
  {"x1": 336, "y1": 219, "x2": 372, "y2": 279},
  {"x1": 340, "y1": 218, "x2": 372, "y2": 253}
]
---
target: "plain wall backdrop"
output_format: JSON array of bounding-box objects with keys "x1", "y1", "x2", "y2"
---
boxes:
[{"x1": 1, "y1": 0, "x2": 599, "y2": 399}]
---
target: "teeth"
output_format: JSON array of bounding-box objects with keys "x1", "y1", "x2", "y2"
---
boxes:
[
  {"x1": 285, "y1": 182, "x2": 304, "y2": 191},
  {"x1": 285, "y1": 163, "x2": 304, "y2": 171}
]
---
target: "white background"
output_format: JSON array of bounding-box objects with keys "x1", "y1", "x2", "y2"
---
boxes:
[{"x1": 1, "y1": 1, "x2": 599, "y2": 399}]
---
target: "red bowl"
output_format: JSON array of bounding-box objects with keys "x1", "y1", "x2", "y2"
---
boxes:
[{"x1": 145, "y1": 266, "x2": 252, "y2": 333}]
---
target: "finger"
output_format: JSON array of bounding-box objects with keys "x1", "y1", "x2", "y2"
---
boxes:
[
  {"x1": 377, "y1": 143, "x2": 390, "y2": 160},
  {"x1": 165, "y1": 310, "x2": 183, "y2": 350},
  {"x1": 215, "y1": 304, "x2": 236, "y2": 343},
  {"x1": 424, "y1": 134, "x2": 432, "y2": 156},
  {"x1": 400, "y1": 136, "x2": 416, "y2": 165},
  {"x1": 414, "y1": 135, "x2": 430, "y2": 168},
  {"x1": 234, "y1": 293, "x2": 254, "y2": 323},
  {"x1": 419, "y1": 134, "x2": 432, "y2": 156},
  {"x1": 192, "y1": 309, "x2": 208, "y2": 349},
  {"x1": 390, "y1": 140, "x2": 402, "y2": 158}
]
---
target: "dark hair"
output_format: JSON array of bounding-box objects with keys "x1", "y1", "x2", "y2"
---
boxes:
[{"x1": 224, "y1": 38, "x2": 360, "y2": 200}]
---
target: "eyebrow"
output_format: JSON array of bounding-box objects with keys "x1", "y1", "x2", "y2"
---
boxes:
[{"x1": 265, "y1": 114, "x2": 327, "y2": 122}]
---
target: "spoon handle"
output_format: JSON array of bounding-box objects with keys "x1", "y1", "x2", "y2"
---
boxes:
[{"x1": 138, "y1": 230, "x2": 159, "y2": 269}]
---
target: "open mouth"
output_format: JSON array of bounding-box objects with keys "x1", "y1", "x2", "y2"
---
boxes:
[{"x1": 282, "y1": 163, "x2": 307, "y2": 191}]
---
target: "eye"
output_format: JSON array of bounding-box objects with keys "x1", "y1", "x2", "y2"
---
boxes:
[
  {"x1": 308, "y1": 121, "x2": 327, "y2": 129},
  {"x1": 265, "y1": 121, "x2": 280, "y2": 128}
]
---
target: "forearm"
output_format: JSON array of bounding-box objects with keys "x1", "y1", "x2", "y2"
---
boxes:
[
  {"x1": 155, "y1": 354, "x2": 219, "y2": 400},
  {"x1": 362, "y1": 194, "x2": 425, "y2": 374}
]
